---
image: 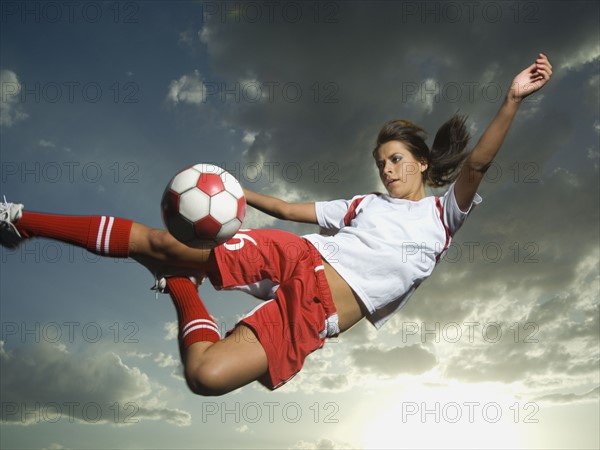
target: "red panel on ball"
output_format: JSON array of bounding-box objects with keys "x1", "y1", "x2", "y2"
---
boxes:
[
  {"x1": 236, "y1": 197, "x2": 246, "y2": 222},
  {"x1": 193, "y1": 215, "x2": 223, "y2": 240},
  {"x1": 196, "y1": 173, "x2": 225, "y2": 196}
]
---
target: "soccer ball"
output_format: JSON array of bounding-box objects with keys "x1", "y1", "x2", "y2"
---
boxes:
[{"x1": 161, "y1": 164, "x2": 246, "y2": 247}]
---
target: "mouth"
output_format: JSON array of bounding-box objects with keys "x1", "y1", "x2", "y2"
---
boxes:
[{"x1": 385, "y1": 179, "x2": 399, "y2": 187}]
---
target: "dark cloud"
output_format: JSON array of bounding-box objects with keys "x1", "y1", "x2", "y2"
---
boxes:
[
  {"x1": 441, "y1": 288, "x2": 599, "y2": 384},
  {"x1": 317, "y1": 373, "x2": 349, "y2": 391},
  {"x1": 393, "y1": 165, "x2": 599, "y2": 325},
  {"x1": 0, "y1": 341, "x2": 191, "y2": 426},
  {"x1": 194, "y1": 1, "x2": 598, "y2": 201}
]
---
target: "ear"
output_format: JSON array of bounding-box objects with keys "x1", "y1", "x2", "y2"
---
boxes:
[{"x1": 420, "y1": 160, "x2": 428, "y2": 172}]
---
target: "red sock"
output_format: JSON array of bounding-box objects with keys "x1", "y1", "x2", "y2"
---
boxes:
[
  {"x1": 166, "y1": 277, "x2": 221, "y2": 349},
  {"x1": 15, "y1": 212, "x2": 133, "y2": 257}
]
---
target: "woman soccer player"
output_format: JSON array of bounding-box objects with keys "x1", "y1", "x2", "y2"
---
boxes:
[{"x1": 0, "y1": 54, "x2": 552, "y2": 395}]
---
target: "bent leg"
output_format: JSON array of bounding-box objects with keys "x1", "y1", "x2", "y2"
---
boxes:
[
  {"x1": 183, "y1": 325, "x2": 268, "y2": 396},
  {"x1": 164, "y1": 277, "x2": 268, "y2": 395}
]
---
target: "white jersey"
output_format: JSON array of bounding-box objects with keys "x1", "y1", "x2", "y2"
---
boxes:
[{"x1": 303, "y1": 182, "x2": 482, "y2": 329}]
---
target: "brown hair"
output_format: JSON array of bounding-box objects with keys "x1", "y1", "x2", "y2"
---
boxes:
[{"x1": 372, "y1": 114, "x2": 471, "y2": 188}]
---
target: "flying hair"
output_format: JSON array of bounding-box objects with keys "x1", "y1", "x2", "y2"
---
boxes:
[{"x1": 373, "y1": 114, "x2": 471, "y2": 188}]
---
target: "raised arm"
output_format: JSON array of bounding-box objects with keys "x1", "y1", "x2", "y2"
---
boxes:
[
  {"x1": 454, "y1": 53, "x2": 553, "y2": 211},
  {"x1": 243, "y1": 188, "x2": 318, "y2": 224}
]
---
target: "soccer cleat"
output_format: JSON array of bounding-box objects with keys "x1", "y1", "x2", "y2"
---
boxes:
[
  {"x1": 151, "y1": 275, "x2": 203, "y2": 297},
  {"x1": 0, "y1": 197, "x2": 24, "y2": 248}
]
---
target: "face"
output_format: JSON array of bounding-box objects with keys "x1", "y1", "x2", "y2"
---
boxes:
[{"x1": 375, "y1": 141, "x2": 428, "y2": 200}]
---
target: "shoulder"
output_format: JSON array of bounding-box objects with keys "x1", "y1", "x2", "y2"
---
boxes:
[{"x1": 437, "y1": 182, "x2": 483, "y2": 235}]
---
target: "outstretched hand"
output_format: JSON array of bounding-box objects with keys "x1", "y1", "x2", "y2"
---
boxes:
[{"x1": 509, "y1": 53, "x2": 553, "y2": 102}]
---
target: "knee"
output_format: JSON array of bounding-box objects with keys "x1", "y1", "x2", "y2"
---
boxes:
[{"x1": 184, "y1": 362, "x2": 234, "y2": 397}]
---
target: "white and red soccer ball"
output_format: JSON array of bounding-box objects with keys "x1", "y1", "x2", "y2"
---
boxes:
[{"x1": 161, "y1": 164, "x2": 246, "y2": 247}]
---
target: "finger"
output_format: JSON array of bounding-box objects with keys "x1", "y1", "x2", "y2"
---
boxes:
[
  {"x1": 537, "y1": 53, "x2": 552, "y2": 69},
  {"x1": 525, "y1": 62, "x2": 538, "y2": 74},
  {"x1": 530, "y1": 70, "x2": 547, "y2": 82},
  {"x1": 529, "y1": 77, "x2": 544, "y2": 86},
  {"x1": 536, "y1": 63, "x2": 552, "y2": 77},
  {"x1": 538, "y1": 65, "x2": 553, "y2": 77},
  {"x1": 536, "y1": 53, "x2": 552, "y2": 69}
]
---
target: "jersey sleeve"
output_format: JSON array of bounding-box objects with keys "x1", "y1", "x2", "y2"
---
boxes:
[
  {"x1": 441, "y1": 181, "x2": 482, "y2": 236},
  {"x1": 314, "y1": 198, "x2": 352, "y2": 231}
]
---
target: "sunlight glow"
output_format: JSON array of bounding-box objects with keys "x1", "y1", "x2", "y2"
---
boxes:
[{"x1": 363, "y1": 383, "x2": 526, "y2": 449}]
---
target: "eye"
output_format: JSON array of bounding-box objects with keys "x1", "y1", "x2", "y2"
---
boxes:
[{"x1": 392, "y1": 155, "x2": 402, "y2": 163}]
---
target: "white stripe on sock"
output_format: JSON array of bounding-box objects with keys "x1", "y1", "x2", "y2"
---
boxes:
[
  {"x1": 182, "y1": 318, "x2": 218, "y2": 334},
  {"x1": 104, "y1": 216, "x2": 114, "y2": 254},
  {"x1": 182, "y1": 324, "x2": 221, "y2": 340},
  {"x1": 96, "y1": 216, "x2": 106, "y2": 254}
]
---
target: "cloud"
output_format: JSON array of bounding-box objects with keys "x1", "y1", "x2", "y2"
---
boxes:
[
  {"x1": 351, "y1": 344, "x2": 437, "y2": 376},
  {"x1": 166, "y1": 70, "x2": 207, "y2": 105},
  {"x1": 586, "y1": 73, "x2": 599, "y2": 108},
  {"x1": 439, "y1": 255, "x2": 599, "y2": 386},
  {"x1": 534, "y1": 386, "x2": 600, "y2": 405},
  {"x1": 0, "y1": 69, "x2": 29, "y2": 127},
  {"x1": 189, "y1": 1, "x2": 600, "y2": 207},
  {"x1": 134, "y1": 405, "x2": 191, "y2": 427},
  {"x1": 178, "y1": 29, "x2": 196, "y2": 47},
  {"x1": 394, "y1": 164, "x2": 600, "y2": 324},
  {"x1": 0, "y1": 342, "x2": 191, "y2": 426},
  {"x1": 235, "y1": 424, "x2": 250, "y2": 433},
  {"x1": 191, "y1": 6, "x2": 600, "y2": 398},
  {"x1": 242, "y1": 130, "x2": 258, "y2": 145},
  {"x1": 406, "y1": 77, "x2": 440, "y2": 114},
  {"x1": 38, "y1": 139, "x2": 56, "y2": 148},
  {"x1": 164, "y1": 321, "x2": 178, "y2": 341},
  {"x1": 559, "y1": 42, "x2": 600, "y2": 70},
  {"x1": 126, "y1": 351, "x2": 152, "y2": 359},
  {"x1": 289, "y1": 438, "x2": 355, "y2": 450},
  {"x1": 338, "y1": 318, "x2": 378, "y2": 345},
  {"x1": 154, "y1": 352, "x2": 180, "y2": 368},
  {"x1": 274, "y1": 345, "x2": 354, "y2": 394}
]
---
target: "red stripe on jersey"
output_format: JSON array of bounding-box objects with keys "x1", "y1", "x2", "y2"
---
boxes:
[
  {"x1": 343, "y1": 196, "x2": 367, "y2": 226},
  {"x1": 435, "y1": 197, "x2": 451, "y2": 263}
]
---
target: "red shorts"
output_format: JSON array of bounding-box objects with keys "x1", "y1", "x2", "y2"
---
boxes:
[{"x1": 205, "y1": 229, "x2": 339, "y2": 390}]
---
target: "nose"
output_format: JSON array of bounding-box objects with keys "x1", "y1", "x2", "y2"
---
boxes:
[{"x1": 383, "y1": 160, "x2": 394, "y2": 175}]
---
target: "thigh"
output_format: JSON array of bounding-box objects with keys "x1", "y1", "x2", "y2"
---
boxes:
[{"x1": 187, "y1": 324, "x2": 269, "y2": 392}]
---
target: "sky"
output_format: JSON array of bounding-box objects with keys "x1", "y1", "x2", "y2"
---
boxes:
[{"x1": 0, "y1": 1, "x2": 598, "y2": 449}]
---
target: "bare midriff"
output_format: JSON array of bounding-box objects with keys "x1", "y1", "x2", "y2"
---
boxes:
[{"x1": 322, "y1": 259, "x2": 366, "y2": 332}]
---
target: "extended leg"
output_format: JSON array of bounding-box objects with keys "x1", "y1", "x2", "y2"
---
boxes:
[{"x1": 0, "y1": 201, "x2": 212, "y2": 279}]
